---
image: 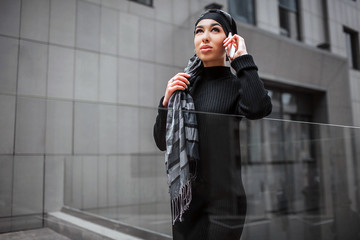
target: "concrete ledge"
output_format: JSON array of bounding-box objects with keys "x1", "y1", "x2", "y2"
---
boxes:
[
  {"x1": 0, "y1": 228, "x2": 70, "y2": 240},
  {"x1": 46, "y1": 209, "x2": 171, "y2": 240},
  {"x1": 47, "y1": 212, "x2": 141, "y2": 240}
]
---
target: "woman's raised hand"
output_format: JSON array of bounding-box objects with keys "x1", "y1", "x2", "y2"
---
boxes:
[
  {"x1": 223, "y1": 34, "x2": 248, "y2": 61},
  {"x1": 162, "y1": 73, "x2": 190, "y2": 107}
]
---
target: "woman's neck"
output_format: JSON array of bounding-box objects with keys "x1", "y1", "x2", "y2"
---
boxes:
[{"x1": 202, "y1": 58, "x2": 226, "y2": 67}]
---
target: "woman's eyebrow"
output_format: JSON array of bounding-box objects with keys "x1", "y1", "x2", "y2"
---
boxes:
[
  {"x1": 211, "y1": 23, "x2": 221, "y2": 27},
  {"x1": 195, "y1": 23, "x2": 221, "y2": 29}
]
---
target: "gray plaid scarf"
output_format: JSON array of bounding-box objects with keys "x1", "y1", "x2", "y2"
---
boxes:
[
  {"x1": 165, "y1": 54, "x2": 201, "y2": 224},
  {"x1": 165, "y1": 90, "x2": 199, "y2": 224}
]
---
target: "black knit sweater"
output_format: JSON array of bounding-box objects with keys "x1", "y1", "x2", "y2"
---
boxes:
[{"x1": 154, "y1": 54, "x2": 272, "y2": 200}]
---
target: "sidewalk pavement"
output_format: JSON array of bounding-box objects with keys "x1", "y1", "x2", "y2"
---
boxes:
[{"x1": 0, "y1": 228, "x2": 70, "y2": 240}]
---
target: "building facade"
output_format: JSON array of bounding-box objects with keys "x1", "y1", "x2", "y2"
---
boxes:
[{"x1": 0, "y1": 0, "x2": 359, "y2": 239}]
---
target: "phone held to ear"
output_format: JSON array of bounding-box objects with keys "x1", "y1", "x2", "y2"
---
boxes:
[{"x1": 226, "y1": 33, "x2": 236, "y2": 58}]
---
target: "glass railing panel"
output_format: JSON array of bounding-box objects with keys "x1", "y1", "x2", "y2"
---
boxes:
[
  {"x1": 240, "y1": 118, "x2": 360, "y2": 240},
  {"x1": 0, "y1": 96, "x2": 47, "y2": 233},
  {"x1": 64, "y1": 104, "x2": 172, "y2": 237},
  {"x1": 63, "y1": 105, "x2": 360, "y2": 239}
]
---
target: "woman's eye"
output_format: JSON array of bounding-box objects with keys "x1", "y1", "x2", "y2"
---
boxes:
[
  {"x1": 195, "y1": 29, "x2": 203, "y2": 34},
  {"x1": 211, "y1": 28, "x2": 220, "y2": 32}
]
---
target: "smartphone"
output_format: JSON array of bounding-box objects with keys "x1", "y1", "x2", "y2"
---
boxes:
[{"x1": 226, "y1": 33, "x2": 236, "y2": 58}]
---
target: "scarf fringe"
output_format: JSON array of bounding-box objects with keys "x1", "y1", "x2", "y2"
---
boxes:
[{"x1": 171, "y1": 180, "x2": 192, "y2": 225}]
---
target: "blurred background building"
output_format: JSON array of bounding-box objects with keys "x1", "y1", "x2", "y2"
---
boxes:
[{"x1": 0, "y1": 0, "x2": 359, "y2": 239}]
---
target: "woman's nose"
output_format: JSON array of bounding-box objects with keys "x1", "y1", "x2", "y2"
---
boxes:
[{"x1": 202, "y1": 31, "x2": 210, "y2": 42}]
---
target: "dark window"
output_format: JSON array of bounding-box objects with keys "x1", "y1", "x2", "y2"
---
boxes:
[
  {"x1": 240, "y1": 86, "x2": 320, "y2": 214},
  {"x1": 278, "y1": 0, "x2": 300, "y2": 40},
  {"x1": 228, "y1": 0, "x2": 255, "y2": 25},
  {"x1": 266, "y1": 89, "x2": 313, "y2": 163},
  {"x1": 129, "y1": 0, "x2": 152, "y2": 7},
  {"x1": 344, "y1": 27, "x2": 360, "y2": 70}
]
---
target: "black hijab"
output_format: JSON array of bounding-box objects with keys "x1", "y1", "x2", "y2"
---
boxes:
[
  {"x1": 195, "y1": 9, "x2": 237, "y2": 36},
  {"x1": 184, "y1": 9, "x2": 237, "y2": 82}
]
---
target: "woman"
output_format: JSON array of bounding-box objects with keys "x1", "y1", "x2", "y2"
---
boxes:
[{"x1": 153, "y1": 9, "x2": 272, "y2": 240}]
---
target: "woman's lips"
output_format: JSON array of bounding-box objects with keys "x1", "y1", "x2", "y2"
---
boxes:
[{"x1": 200, "y1": 45, "x2": 212, "y2": 52}]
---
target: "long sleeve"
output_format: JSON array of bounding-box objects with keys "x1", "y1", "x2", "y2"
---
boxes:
[
  {"x1": 153, "y1": 97, "x2": 167, "y2": 151},
  {"x1": 231, "y1": 55, "x2": 272, "y2": 119}
]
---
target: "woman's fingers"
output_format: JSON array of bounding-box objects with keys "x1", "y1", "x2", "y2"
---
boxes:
[
  {"x1": 223, "y1": 37, "x2": 232, "y2": 47},
  {"x1": 177, "y1": 72, "x2": 190, "y2": 78},
  {"x1": 169, "y1": 85, "x2": 186, "y2": 91},
  {"x1": 169, "y1": 79, "x2": 188, "y2": 89},
  {"x1": 168, "y1": 74, "x2": 190, "y2": 85},
  {"x1": 163, "y1": 72, "x2": 191, "y2": 107},
  {"x1": 224, "y1": 34, "x2": 248, "y2": 59},
  {"x1": 172, "y1": 73, "x2": 190, "y2": 81}
]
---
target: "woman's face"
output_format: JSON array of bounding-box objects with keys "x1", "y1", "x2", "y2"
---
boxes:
[{"x1": 194, "y1": 19, "x2": 227, "y2": 67}]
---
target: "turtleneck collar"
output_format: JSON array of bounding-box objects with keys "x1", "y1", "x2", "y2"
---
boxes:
[{"x1": 202, "y1": 66, "x2": 232, "y2": 80}]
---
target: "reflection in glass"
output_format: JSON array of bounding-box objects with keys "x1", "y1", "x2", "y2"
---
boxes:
[{"x1": 61, "y1": 104, "x2": 360, "y2": 240}]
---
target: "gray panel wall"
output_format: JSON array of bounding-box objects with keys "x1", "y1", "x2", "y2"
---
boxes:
[{"x1": 0, "y1": 0, "x2": 358, "y2": 231}]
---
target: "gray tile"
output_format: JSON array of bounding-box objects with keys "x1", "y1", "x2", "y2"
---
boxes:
[
  {"x1": 138, "y1": 62, "x2": 156, "y2": 107},
  {"x1": 154, "y1": 65, "x2": 177, "y2": 102},
  {"x1": 47, "y1": 45, "x2": 74, "y2": 99},
  {"x1": 49, "y1": 0, "x2": 76, "y2": 47},
  {"x1": 101, "y1": 0, "x2": 128, "y2": 10},
  {"x1": 100, "y1": 7, "x2": 118, "y2": 54},
  {"x1": 70, "y1": 156, "x2": 83, "y2": 209},
  {"x1": 63, "y1": 156, "x2": 82, "y2": 209},
  {"x1": 74, "y1": 50, "x2": 99, "y2": 101},
  {"x1": 173, "y1": 27, "x2": 193, "y2": 68},
  {"x1": 248, "y1": 33, "x2": 280, "y2": 77},
  {"x1": 117, "y1": 58, "x2": 139, "y2": 105},
  {"x1": 0, "y1": 217, "x2": 11, "y2": 233},
  {"x1": 63, "y1": 157, "x2": 72, "y2": 207},
  {"x1": 44, "y1": 156, "x2": 64, "y2": 212},
  {"x1": 0, "y1": 0, "x2": 21, "y2": 37},
  {"x1": 82, "y1": 156, "x2": 98, "y2": 209},
  {"x1": 76, "y1": 1, "x2": 100, "y2": 51},
  {"x1": 97, "y1": 156, "x2": 108, "y2": 208},
  {"x1": 155, "y1": 22, "x2": 173, "y2": 65},
  {"x1": 0, "y1": 36, "x2": 19, "y2": 94},
  {"x1": 15, "y1": 97, "x2": 46, "y2": 154},
  {"x1": 353, "y1": 102, "x2": 360, "y2": 126},
  {"x1": 139, "y1": 17, "x2": 155, "y2": 61},
  {"x1": 172, "y1": 0, "x2": 190, "y2": 26},
  {"x1": 0, "y1": 156, "x2": 13, "y2": 217},
  {"x1": 18, "y1": 40, "x2": 48, "y2": 97},
  {"x1": 131, "y1": 154, "x2": 158, "y2": 178},
  {"x1": 274, "y1": 41, "x2": 300, "y2": 81},
  {"x1": 138, "y1": 174, "x2": 158, "y2": 203},
  {"x1": 99, "y1": 55, "x2": 117, "y2": 103},
  {"x1": 118, "y1": 12, "x2": 139, "y2": 58},
  {"x1": 13, "y1": 156, "x2": 44, "y2": 215},
  {"x1": 189, "y1": 0, "x2": 202, "y2": 18},
  {"x1": 84, "y1": 0, "x2": 101, "y2": 4},
  {"x1": 20, "y1": 0, "x2": 50, "y2": 42},
  {"x1": 117, "y1": 155, "x2": 133, "y2": 205},
  {"x1": 0, "y1": 95, "x2": 16, "y2": 154},
  {"x1": 117, "y1": 106, "x2": 139, "y2": 154},
  {"x1": 46, "y1": 100, "x2": 73, "y2": 154},
  {"x1": 107, "y1": 156, "x2": 119, "y2": 206},
  {"x1": 154, "y1": 0, "x2": 172, "y2": 23},
  {"x1": 99, "y1": 104, "x2": 117, "y2": 154},
  {"x1": 128, "y1": 157, "x2": 140, "y2": 205},
  {"x1": 128, "y1": 0, "x2": 155, "y2": 18},
  {"x1": 74, "y1": 102, "x2": 99, "y2": 154},
  {"x1": 139, "y1": 108, "x2": 157, "y2": 153}
]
